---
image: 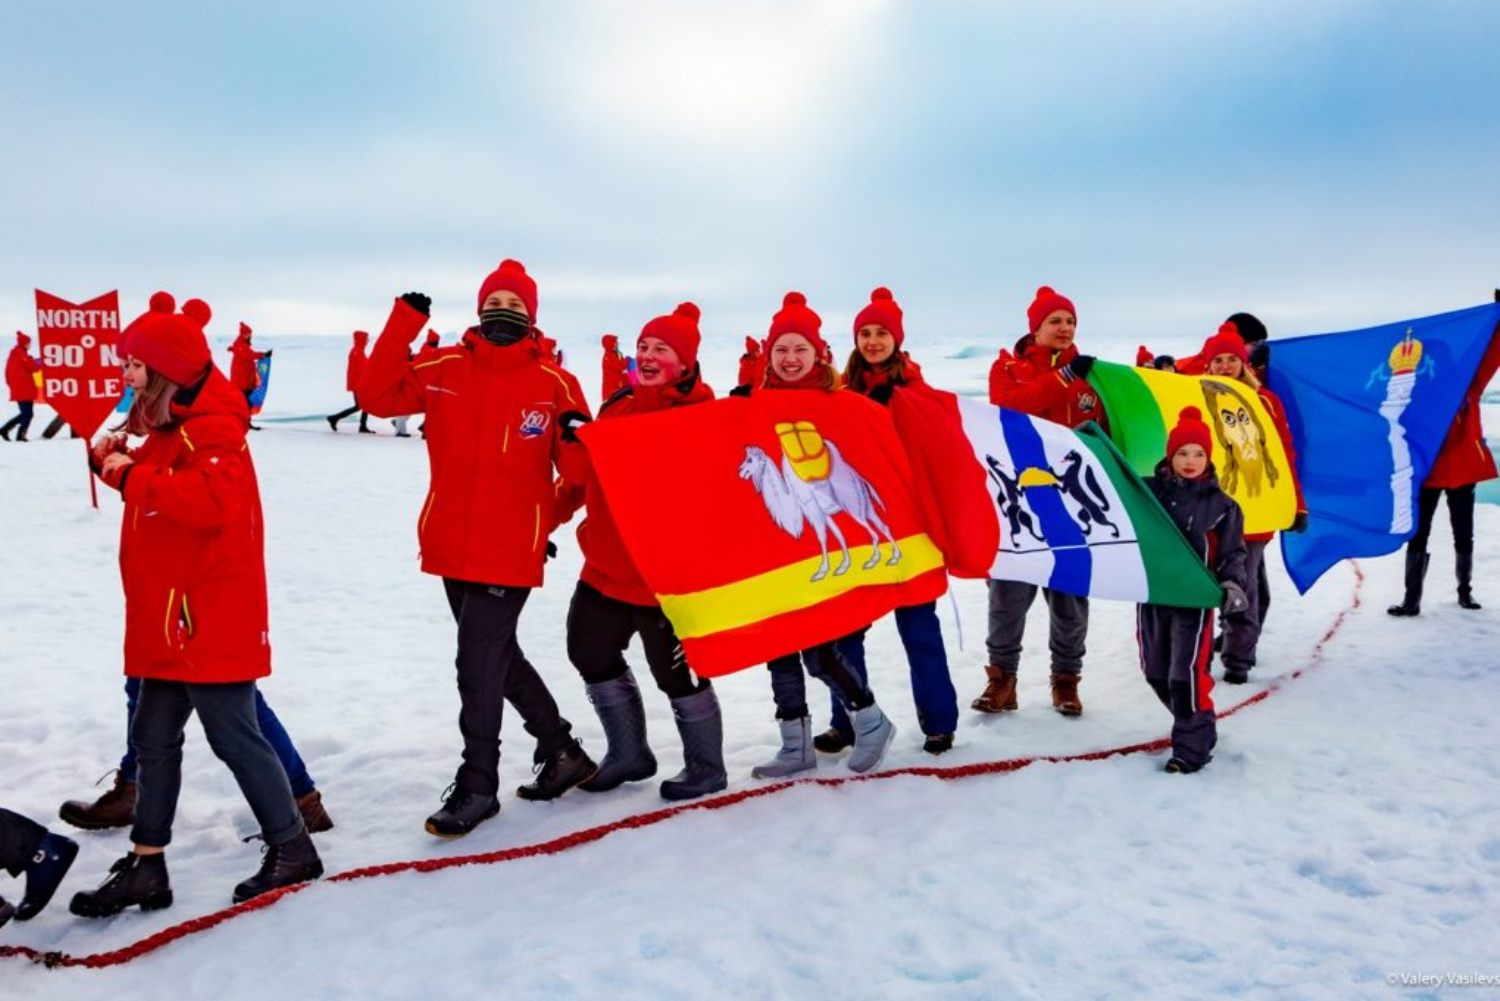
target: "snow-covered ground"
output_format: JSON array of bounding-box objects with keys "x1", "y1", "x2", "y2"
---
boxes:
[{"x1": 2, "y1": 334, "x2": 1498, "y2": 1000}]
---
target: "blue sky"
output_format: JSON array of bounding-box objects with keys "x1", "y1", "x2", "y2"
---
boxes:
[{"x1": 4, "y1": 1, "x2": 1498, "y2": 359}]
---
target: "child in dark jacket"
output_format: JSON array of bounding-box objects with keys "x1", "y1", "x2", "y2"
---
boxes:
[{"x1": 1139, "y1": 407, "x2": 1249, "y2": 774}]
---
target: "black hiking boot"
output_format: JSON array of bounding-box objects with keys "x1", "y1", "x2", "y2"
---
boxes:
[
  {"x1": 17, "y1": 830, "x2": 79, "y2": 920},
  {"x1": 70, "y1": 852, "x2": 173, "y2": 918},
  {"x1": 517, "y1": 740, "x2": 597, "y2": 802},
  {"x1": 813, "y1": 727, "x2": 854, "y2": 754},
  {"x1": 922, "y1": 733, "x2": 955, "y2": 755},
  {"x1": 1164, "y1": 757, "x2": 1204, "y2": 774},
  {"x1": 1222, "y1": 667, "x2": 1250, "y2": 685},
  {"x1": 1387, "y1": 549, "x2": 1428, "y2": 617},
  {"x1": 232, "y1": 830, "x2": 323, "y2": 903},
  {"x1": 424, "y1": 784, "x2": 500, "y2": 838},
  {"x1": 1457, "y1": 554, "x2": 1482, "y2": 610}
]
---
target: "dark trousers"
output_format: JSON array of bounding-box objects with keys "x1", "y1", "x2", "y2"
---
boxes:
[
  {"x1": 767, "y1": 644, "x2": 872, "y2": 722},
  {"x1": 985, "y1": 579, "x2": 1089, "y2": 674},
  {"x1": 566, "y1": 581, "x2": 706, "y2": 699},
  {"x1": 118, "y1": 676, "x2": 314, "y2": 797},
  {"x1": 41, "y1": 414, "x2": 77, "y2": 439},
  {"x1": 1410, "y1": 484, "x2": 1476, "y2": 556},
  {"x1": 1136, "y1": 604, "x2": 1217, "y2": 768},
  {"x1": 327, "y1": 395, "x2": 368, "y2": 431},
  {"x1": 443, "y1": 578, "x2": 574, "y2": 797},
  {"x1": 130, "y1": 680, "x2": 304, "y2": 849},
  {"x1": 1222, "y1": 540, "x2": 1267, "y2": 672},
  {"x1": 1, "y1": 401, "x2": 34, "y2": 438},
  {"x1": 0, "y1": 808, "x2": 45, "y2": 877},
  {"x1": 832, "y1": 602, "x2": 958, "y2": 737}
]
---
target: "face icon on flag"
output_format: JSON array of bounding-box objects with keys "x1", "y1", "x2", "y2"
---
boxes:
[
  {"x1": 1200, "y1": 379, "x2": 1280, "y2": 497},
  {"x1": 738, "y1": 419, "x2": 903, "y2": 582}
]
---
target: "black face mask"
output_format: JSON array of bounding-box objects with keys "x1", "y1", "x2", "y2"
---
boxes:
[{"x1": 478, "y1": 308, "x2": 531, "y2": 346}]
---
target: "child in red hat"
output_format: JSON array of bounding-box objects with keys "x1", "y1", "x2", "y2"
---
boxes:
[{"x1": 1137, "y1": 406, "x2": 1249, "y2": 773}]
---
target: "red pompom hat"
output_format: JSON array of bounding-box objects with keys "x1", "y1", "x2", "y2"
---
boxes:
[
  {"x1": 1200, "y1": 322, "x2": 1250, "y2": 365},
  {"x1": 182, "y1": 298, "x2": 212, "y2": 331},
  {"x1": 852, "y1": 286, "x2": 905, "y2": 348},
  {"x1": 476, "y1": 259, "x2": 538, "y2": 319},
  {"x1": 120, "y1": 291, "x2": 212, "y2": 386},
  {"x1": 765, "y1": 291, "x2": 826, "y2": 355},
  {"x1": 1026, "y1": 285, "x2": 1076, "y2": 334},
  {"x1": 1166, "y1": 406, "x2": 1214, "y2": 461},
  {"x1": 639, "y1": 302, "x2": 702, "y2": 368},
  {"x1": 16, "y1": 331, "x2": 30, "y2": 347}
]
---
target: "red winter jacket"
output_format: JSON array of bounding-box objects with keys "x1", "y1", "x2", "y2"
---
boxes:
[
  {"x1": 1246, "y1": 385, "x2": 1307, "y2": 543},
  {"x1": 573, "y1": 375, "x2": 715, "y2": 606},
  {"x1": 6, "y1": 343, "x2": 40, "y2": 402},
  {"x1": 228, "y1": 336, "x2": 264, "y2": 392},
  {"x1": 346, "y1": 333, "x2": 370, "y2": 392},
  {"x1": 601, "y1": 344, "x2": 630, "y2": 403},
  {"x1": 1426, "y1": 328, "x2": 1500, "y2": 489},
  {"x1": 358, "y1": 299, "x2": 591, "y2": 588},
  {"x1": 107, "y1": 369, "x2": 270, "y2": 683},
  {"x1": 988, "y1": 335, "x2": 1107, "y2": 430}
]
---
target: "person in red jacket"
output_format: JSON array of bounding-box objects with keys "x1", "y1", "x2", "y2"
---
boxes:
[
  {"x1": 226, "y1": 322, "x2": 269, "y2": 431},
  {"x1": 1389, "y1": 324, "x2": 1500, "y2": 616},
  {"x1": 358, "y1": 259, "x2": 598, "y2": 836},
  {"x1": 599, "y1": 333, "x2": 630, "y2": 403},
  {"x1": 326, "y1": 330, "x2": 373, "y2": 433},
  {"x1": 563, "y1": 302, "x2": 727, "y2": 801},
  {"x1": 69, "y1": 292, "x2": 322, "y2": 917},
  {"x1": 975, "y1": 285, "x2": 1101, "y2": 718},
  {"x1": 1, "y1": 332, "x2": 41, "y2": 441},
  {"x1": 735, "y1": 335, "x2": 762, "y2": 393},
  {"x1": 1200, "y1": 323, "x2": 1307, "y2": 683}
]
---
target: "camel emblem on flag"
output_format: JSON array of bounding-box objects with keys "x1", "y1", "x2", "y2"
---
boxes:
[{"x1": 738, "y1": 420, "x2": 902, "y2": 582}]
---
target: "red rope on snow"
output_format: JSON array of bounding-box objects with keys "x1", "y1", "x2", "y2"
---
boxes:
[{"x1": 1, "y1": 564, "x2": 1365, "y2": 971}]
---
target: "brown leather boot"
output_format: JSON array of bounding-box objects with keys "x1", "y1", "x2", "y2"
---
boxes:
[
  {"x1": 971, "y1": 666, "x2": 1018, "y2": 713},
  {"x1": 59, "y1": 772, "x2": 136, "y2": 831},
  {"x1": 296, "y1": 790, "x2": 335, "y2": 834},
  {"x1": 1050, "y1": 673, "x2": 1083, "y2": 716}
]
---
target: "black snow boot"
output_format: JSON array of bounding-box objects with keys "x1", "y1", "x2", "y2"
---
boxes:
[
  {"x1": 579, "y1": 671, "x2": 657, "y2": 793},
  {"x1": 232, "y1": 829, "x2": 323, "y2": 904},
  {"x1": 813, "y1": 727, "x2": 854, "y2": 754},
  {"x1": 1457, "y1": 554, "x2": 1482, "y2": 610},
  {"x1": 1164, "y1": 757, "x2": 1204, "y2": 774},
  {"x1": 17, "y1": 830, "x2": 79, "y2": 920},
  {"x1": 517, "y1": 739, "x2": 597, "y2": 802},
  {"x1": 70, "y1": 852, "x2": 173, "y2": 918},
  {"x1": 1387, "y1": 549, "x2": 1429, "y2": 617},
  {"x1": 425, "y1": 784, "x2": 500, "y2": 838},
  {"x1": 660, "y1": 688, "x2": 728, "y2": 801}
]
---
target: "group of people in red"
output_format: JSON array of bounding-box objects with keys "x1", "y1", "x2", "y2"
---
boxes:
[{"x1": 1, "y1": 259, "x2": 1493, "y2": 933}]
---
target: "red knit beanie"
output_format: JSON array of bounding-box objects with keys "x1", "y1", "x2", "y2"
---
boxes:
[
  {"x1": 16, "y1": 331, "x2": 30, "y2": 347},
  {"x1": 639, "y1": 302, "x2": 702, "y2": 368},
  {"x1": 236, "y1": 321, "x2": 252, "y2": 339},
  {"x1": 1166, "y1": 406, "x2": 1214, "y2": 461},
  {"x1": 1136, "y1": 345, "x2": 1154, "y2": 367},
  {"x1": 743, "y1": 335, "x2": 759, "y2": 356},
  {"x1": 1026, "y1": 285, "x2": 1076, "y2": 334},
  {"x1": 121, "y1": 291, "x2": 212, "y2": 386},
  {"x1": 852, "y1": 286, "x2": 905, "y2": 348},
  {"x1": 476, "y1": 259, "x2": 538, "y2": 319},
  {"x1": 353, "y1": 330, "x2": 370, "y2": 346},
  {"x1": 766, "y1": 291, "x2": 826, "y2": 355},
  {"x1": 1201, "y1": 322, "x2": 1249, "y2": 365}
]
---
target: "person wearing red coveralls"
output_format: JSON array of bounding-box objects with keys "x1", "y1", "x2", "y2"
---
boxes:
[
  {"x1": 564, "y1": 302, "x2": 728, "y2": 801},
  {"x1": 974, "y1": 286, "x2": 1103, "y2": 718},
  {"x1": 358, "y1": 260, "x2": 597, "y2": 837},
  {"x1": 326, "y1": 330, "x2": 373, "y2": 433},
  {"x1": 600, "y1": 333, "x2": 630, "y2": 402},
  {"x1": 735, "y1": 335, "x2": 762, "y2": 393},
  {"x1": 1, "y1": 331, "x2": 40, "y2": 441},
  {"x1": 70, "y1": 293, "x2": 322, "y2": 917},
  {"x1": 226, "y1": 322, "x2": 269, "y2": 432},
  {"x1": 1388, "y1": 324, "x2": 1500, "y2": 616}
]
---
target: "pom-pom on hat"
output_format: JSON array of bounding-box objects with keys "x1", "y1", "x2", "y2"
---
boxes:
[
  {"x1": 181, "y1": 299, "x2": 212, "y2": 331},
  {"x1": 639, "y1": 301, "x2": 703, "y2": 368},
  {"x1": 1201, "y1": 322, "x2": 1250, "y2": 365},
  {"x1": 1166, "y1": 406, "x2": 1214, "y2": 461},
  {"x1": 766, "y1": 291, "x2": 826, "y2": 355},
  {"x1": 742, "y1": 335, "x2": 760, "y2": 356},
  {"x1": 1136, "y1": 345, "x2": 1154, "y2": 367},
  {"x1": 477, "y1": 258, "x2": 538, "y2": 319},
  {"x1": 852, "y1": 286, "x2": 905, "y2": 348},
  {"x1": 353, "y1": 330, "x2": 370, "y2": 345},
  {"x1": 120, "y1": 291, "x2": 212, "y2": 386},
  {"x1": 1026, "y1": 285, "x2": 1076, "y2": 334}
]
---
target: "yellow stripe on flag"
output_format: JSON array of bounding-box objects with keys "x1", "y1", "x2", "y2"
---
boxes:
[{"x1": 658, "y1": 533, "x2": 945, "y2": 640}]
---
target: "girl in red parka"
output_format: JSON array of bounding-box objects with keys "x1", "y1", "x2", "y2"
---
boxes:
[
  {"x1": 69, "y1": 292, "x2": 322, "y2": 918},
  {"x1": 358, "y1": 260, "x2": 597, "y2": 837},
  {"x1": 1389, "y1": 325, "x2": 1500, "y2": 616},
  {"x1": 976, "y1": 286, "x2": 1100, "y2": 718},
  {"x1": 1, "y1": 331, "x2": 40, "y2": 441},
  {"x1": 326, "y1": 330, "x2": 373, "y2": 433},
  {"x1": 563, "y1": 302, "x2": 727, "y2": 801},
  {"x1": 747, "y1": 292, "x2": 897, "y2": 779},
  {"x1": 1200, "y1": 323, "x2": 1307, "y2": 683}
]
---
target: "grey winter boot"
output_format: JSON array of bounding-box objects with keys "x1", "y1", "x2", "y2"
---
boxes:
[
  {"x1": 660, "y1": 687, "x2": 728, "y2": 801},
  {"x1": 751, "y1": 717, "x2": 815, "y2": 779},
  {"x1": 846, "y1": 702, "x2": 896, "y2": 773},
  {"x1": 1457, "y1": 554, "x2": 1482, "y2": 610},
  {"x1": 579, "y1": 671, "x2": 658, "y2": 792},
  {"x1": 1387, "y1": 549, "x2": 1429, "y2": 617}
]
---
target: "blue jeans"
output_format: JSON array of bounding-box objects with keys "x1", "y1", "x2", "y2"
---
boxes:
[
  {"x1": 832, "y1": 602, "x2": 958, "y2": 737},
  {"x1": 119, "y1": 676, "x2": 315, "y2": 798}
]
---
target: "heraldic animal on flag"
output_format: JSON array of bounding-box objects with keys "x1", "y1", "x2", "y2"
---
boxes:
[{"x1": 581, "y1": 390, "x2": 948, "y2": 675}]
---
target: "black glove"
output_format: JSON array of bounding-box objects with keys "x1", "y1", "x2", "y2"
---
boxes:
[
  {"x1": 558, "y1": 410, "x2": 591, "y2": 444},
  {"x1": 1062, "y1": 355, "x2": 1095, "y2": 381},
  {"x1": 1221, "y1": 580, "x2": 1250, "y2": 617},
  {"x1": 400, "y1": 291, "x2": 432, "y2": 316},
  {"x1": 867, "y1": 383, "x2": 895, "y2": 405},
  {"x1": 1290, "y1": 512, "x2": 1308, "y2": 533},
  {"x1": 728, "y1": 384, "x2": 752, "y2": 398},
  {"x1": 545, "y1": 540, "x2": 558, "y2": 561},
  {"x1": 264, "y1": 349, "x2": 274, "y2": 357}
]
